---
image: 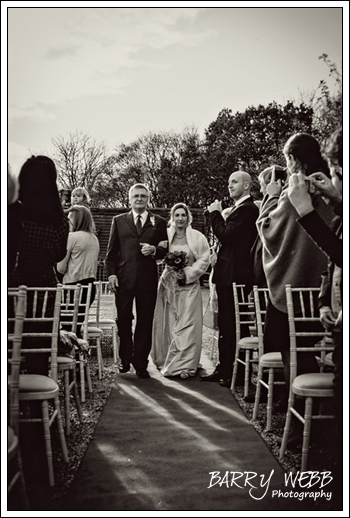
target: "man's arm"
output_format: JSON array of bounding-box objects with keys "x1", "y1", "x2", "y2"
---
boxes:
[
  {"x1": 154, "y1": 218, "x2": 168, "y2": 259},
  {"x1": 105, "y1": 217, "x2": 120, "y2": 292},
  {"x1": 297, "y1": 211, "x2": 342, "y2": 268},
  {"x1": 210, "y1": 204, "x2": 258, "y2": 245}
]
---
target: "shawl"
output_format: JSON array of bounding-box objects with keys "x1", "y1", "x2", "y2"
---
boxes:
[
  {"x1": 257, "y1": 186, "x2": 333, "y2": 313},
  {"x1": 167, "y1": 224, "x2": 210, "y2": 284}
]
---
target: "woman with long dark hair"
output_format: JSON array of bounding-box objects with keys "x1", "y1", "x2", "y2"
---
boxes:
[
  {"x1": 9, "y1": 155, "x2": 69, "y2": 375},
  {"x1": 10, "y1": 155, "x2": 69, "y2": 288}
]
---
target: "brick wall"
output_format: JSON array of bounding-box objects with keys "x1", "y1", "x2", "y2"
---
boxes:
[{"x1": 91, "y1": 208, "x2": 207, "y2": 281}]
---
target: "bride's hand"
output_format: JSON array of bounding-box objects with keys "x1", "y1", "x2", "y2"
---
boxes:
[
  {"x1": 175, "y1": 269, "x2": 186, "y2": 280},
  {"x1": 157, "y1": 240, "x2": 168, "y2": 249}
]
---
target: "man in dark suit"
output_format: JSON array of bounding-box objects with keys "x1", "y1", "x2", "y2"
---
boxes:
[
  {"x1": 200, "y1": 171, "x2": 259, "y2": 387},
  {"x1": 106, "y1": 184, "x2": 168, "y2": 378}
]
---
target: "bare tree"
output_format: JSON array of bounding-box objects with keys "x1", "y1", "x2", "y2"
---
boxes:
[{"x1": 52, "y1": 131, "x2": 112, "y2": 196}]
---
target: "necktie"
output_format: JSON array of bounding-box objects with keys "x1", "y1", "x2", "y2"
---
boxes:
[{"x1": 136, "y1": 214, "x2": 142, "y2": 235}]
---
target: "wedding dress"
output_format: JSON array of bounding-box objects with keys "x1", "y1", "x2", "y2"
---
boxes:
[{"x1": 151, "y1": 243, "x2": 203, "y2": 377}]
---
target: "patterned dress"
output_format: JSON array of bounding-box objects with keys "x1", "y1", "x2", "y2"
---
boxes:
[{"x1": 9, "y1": 217, "x2": 69, "y2": 375}]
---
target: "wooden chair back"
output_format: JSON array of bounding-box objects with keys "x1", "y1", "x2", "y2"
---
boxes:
[
  {"x1": 285, "y1": 285, "x2": 333, "y2": 390},
  {"x1": 99, "y1": 281, "x2": 116, "y2": 318},
  {"x1": 89, "y1": 281, "x2": 102, "y2": 327},
  {"x1": 252, "y1": 286, "x2": 269, "y2": 358},
  {"x1": 7, "y1": 285, "x2": 27, "y2": 434},
  {"x1": 19, "y1": 285, "x2": 63, "y2": 383},
  {"x1": 60, "y1": 283, "x2": 92, "y2": 340},
  {"x1": 60, "y1": 284, "x2": 82, "y2": 335},
  {"x1": 232, "y1": 283, "x2": 256, "y2": 342}
]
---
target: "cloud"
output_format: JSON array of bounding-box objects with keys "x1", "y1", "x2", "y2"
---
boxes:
[
  {"x1": 8, "y1": 7, "x2": 213, "y2": 119},
  {"x1": 44, "y1": 44, "x2": 81, "y2": 61},
  {"x1": 8, "y1": 103, "x2": 57, "y2": 122}
]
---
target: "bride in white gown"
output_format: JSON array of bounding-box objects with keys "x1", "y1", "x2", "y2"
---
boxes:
[{"x1": 151, "y1": 203, "x2": 210, "y2": 378}]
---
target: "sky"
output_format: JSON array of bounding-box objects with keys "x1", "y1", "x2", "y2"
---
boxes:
[{"x1": 3, "y1": 2, "x2": 347, "y2": 177}]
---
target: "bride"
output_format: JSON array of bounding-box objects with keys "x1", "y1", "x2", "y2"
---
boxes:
[{"x1": 151, "y1": 203, "x2": 210, "y2": 378}]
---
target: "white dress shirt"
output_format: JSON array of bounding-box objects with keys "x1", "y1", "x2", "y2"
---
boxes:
[
  {"x1": 233, "y1": 194, "x2": 251, "y2": 208},
  {"x1": 132, "y1": 210, "x2": 148, "y2": 227}
]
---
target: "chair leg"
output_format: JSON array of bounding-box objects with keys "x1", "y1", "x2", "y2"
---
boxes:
[
  {"x1": 266, "y1": 368, "x2": 275, "y2": 432},
  {"x1": 230, "y1": 347, "x2": 240, "y2": 391},
  {"x1": 41, "y1": 400, "x2": 55, "y2": 487},
  {"x1": 279, "y1": 392, "x2": 295, "y2": 459},
  {"x1": 96, "y1": 337, "x2": 103, "y2": 379},
  {"x1": 244, "y1": 349, "x2": 250, "y2": 398},
  {"x1": 301, "y1": 397, "x2": 313, "y2": 471},
  {"x1": 79, "y1": 352, "x2": 86, "y2": 403},
  {"x1": 252, "y1": 364, "x2": 264, "y2": 420},
  {"x1": 53, "y1": 395, "x2": 69, "y2": 463},
  {"x1": 16, "y1": 448, "x2": 30, "y2": 509},
  {"x1": 112, "y1": 326, "x2": 118, "y2": 364},
  {"x1": 86, "y1": 359, "x2": 93, "y2": 394},
  {"x1": 63, "y1": 369, "x2": 71, "y2": 436},
  {"x1": 72, "y1": 367, "x2": 83, "y2": 422}
]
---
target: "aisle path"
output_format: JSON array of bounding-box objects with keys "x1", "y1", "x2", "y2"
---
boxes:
[{"x1": 62, "y1": 353, "x2": 303, "y2": 511}]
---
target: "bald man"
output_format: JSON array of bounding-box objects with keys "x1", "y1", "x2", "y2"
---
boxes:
[{"x1": 200, "y1": 171, "x2": 259, "y2": 387}]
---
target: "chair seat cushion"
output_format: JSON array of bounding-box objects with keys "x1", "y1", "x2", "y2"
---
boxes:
[
  {"x1": 99, "y1": 320, "x2": 116, "y2": 327},
  {"x1": 88, "y1": 327, "x2": 103, "y2": 337},
  {"x1": 88, "y1": 319, "x2": 115, "y2": 326},
  {"x1": 293, "y1": 372, "x2": 334, "y2": 390},
  {"x1": 293, "y1": 372, "x2": 334, "y2": 391},
  {"x1": 80, "y1": 325, "x2": 103, "y2": 337},
  {"x1": 57, "y1": 356, "x2": 75, "y2": 365},
  {"x1": 19, "y1": 374, "x2": 58, "y2": 392},
  {"x1": 238, "y1": 336, "x2": 259, "y2": 348},
  {"x1": 260, "y1": 352, "x2": 283, "y2": 366}
]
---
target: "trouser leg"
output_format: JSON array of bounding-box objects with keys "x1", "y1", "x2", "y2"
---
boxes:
[
  {"x1": 133, "y1": 289, "x2": 157, "y2": 371},
  {"x1": 115, "y1": 288, "x2": 135, "y2": 364},
  {"x1": 216, "y1": 285, "x2": 236, "y2": 380}
]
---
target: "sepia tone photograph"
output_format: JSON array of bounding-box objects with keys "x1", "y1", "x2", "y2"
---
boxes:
[{"x1": 4, "y1": 2, "x2": 348, "y2": 515}]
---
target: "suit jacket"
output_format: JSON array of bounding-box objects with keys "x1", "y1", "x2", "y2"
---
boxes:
[
  {"x1": 106, "y1": 211, "x2": 168, "y2": 291},
  {"x1": 210, "y1": 197, "x2": 259, "y2": 287}
]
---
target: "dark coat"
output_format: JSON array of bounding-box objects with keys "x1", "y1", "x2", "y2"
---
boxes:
[
  {"x1": 210, "y1": 197, "x2": 259, "y2": 288},
  {"x1": 105, "y1": 211, "x2": 168, "y2": 291}
]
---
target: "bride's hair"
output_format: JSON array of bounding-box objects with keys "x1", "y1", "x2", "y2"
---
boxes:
[{"x1": 169, "y1": 202, "x2": 193, "y2": 226}]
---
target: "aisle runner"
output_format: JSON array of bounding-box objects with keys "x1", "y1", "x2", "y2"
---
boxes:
[{"x1": 63, "y1": 355, "x2": 306, "y2": 511}]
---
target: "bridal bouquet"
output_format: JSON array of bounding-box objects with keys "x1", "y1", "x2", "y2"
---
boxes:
[{"x1": 164, "y1": 250, "x2": 188, "y2": 286}]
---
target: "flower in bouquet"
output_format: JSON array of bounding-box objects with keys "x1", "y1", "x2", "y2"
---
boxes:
[{"x1": 164, "y1": 250, "x2": 188, "y2": 285}]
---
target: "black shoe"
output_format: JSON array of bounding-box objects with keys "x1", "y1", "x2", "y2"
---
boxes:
[
  {"x1": 219, "y1": 378, "x2": 231, "y2": 388},
  {"x1": 199, "y1": 371, "x2": 220, "y2": 382},
  {"x1": 244, "y1": 392, "x2": 267, "y2": 404},
  {"x1": 119, "y1": 361, "x2": 130, "y2": 374},
  {"x1": 136, "y1": 370, "x2": 150, "y2": 379}
]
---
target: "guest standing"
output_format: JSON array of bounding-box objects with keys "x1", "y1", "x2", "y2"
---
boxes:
[
  {"x1": 9, "y1": 155, "x2": 69, "y2": 375},
  {"x1": 257, "y1": 133, "x2": 334, "y2": 447},
  {"x1": 151, "y1": 203, "x2": 210, "y2": 378},
  {"x1": 8, "y1": 168, "x2": 22, "y2": 275},
  {"x1": 71, "y1": 187, "x2": 91, "y2": 209},
  {"x1": 287, "y1": 127, "x2": 342, "y2": 457},
  {"x1": 200, "y1": 171, "x2": 259, "y2": 387},
  {"x1": 57, "y1": 205, "x2": 100, "y2": 337},
  {"x1": 250, "y1": 165, "x2": 287, "y2": 288}
]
